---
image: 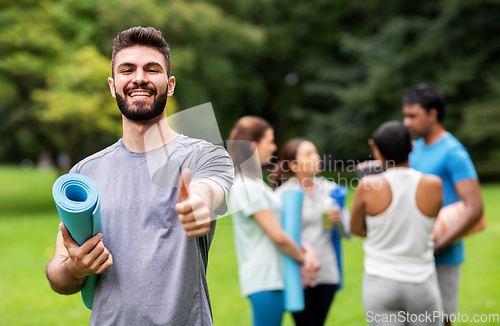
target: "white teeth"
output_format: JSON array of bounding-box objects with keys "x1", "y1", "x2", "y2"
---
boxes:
[{"x1": 130, "y1": 91, "x2": 151, "y2": 97}]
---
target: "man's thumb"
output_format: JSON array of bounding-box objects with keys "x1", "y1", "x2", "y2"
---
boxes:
[{"x1": 178, "y1": 168, "x2": 192, "y2": 202}]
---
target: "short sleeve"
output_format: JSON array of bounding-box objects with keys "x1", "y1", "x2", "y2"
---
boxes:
[
  {"x1": 69, "y1": 162, "x2": 81, "y2": 173},
  {"x1": 446, "y1": 148, "x2": 478, "y2": 184},
  {"x1": 192, "y1": 145, "x2": 234, "y2": 215},
  {"x1": 230, "y1": 178, "x2": 272, "y2": 218}
]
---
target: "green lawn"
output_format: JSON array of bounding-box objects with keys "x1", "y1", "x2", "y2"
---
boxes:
[{"x1": 0, "y1": 166, "x2": 498, "y2": 325}]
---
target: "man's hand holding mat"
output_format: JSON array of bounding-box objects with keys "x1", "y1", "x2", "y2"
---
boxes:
[{"x1": 59, "y1": 223, "x2": 113, "y2": 279}]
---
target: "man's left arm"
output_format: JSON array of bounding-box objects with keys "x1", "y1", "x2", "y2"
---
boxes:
[{"x1": 437, "y1": 149, "x2": 484, "y2": 248}]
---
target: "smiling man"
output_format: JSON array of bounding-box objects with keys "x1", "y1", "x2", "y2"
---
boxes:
[{"x1": 45, "y1": 27, "x2": 234, "y2": 325}]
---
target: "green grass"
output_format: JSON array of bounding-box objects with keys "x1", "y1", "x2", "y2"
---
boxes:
[{"x1": 0, "y1": 166, "x2": 499, "y2": 325}]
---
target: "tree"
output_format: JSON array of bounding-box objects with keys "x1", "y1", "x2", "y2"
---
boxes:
[
  {"x1": 293, "y1": 0, "x2": 500, "y2": 161},
  {"x1": 0, "y1": 0, "x2": 265, "y2": 167},
  {"x1": 1, "y1": 0, "x2": 500, "y2": 169}
]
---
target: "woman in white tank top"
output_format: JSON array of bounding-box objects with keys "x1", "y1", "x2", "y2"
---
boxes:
[
  {"x1": 351, "y1": 121, "x2": 444, "y2": 326},
  {"x1": 363, "y1": 167, "x2": 436, "y2": 283}
]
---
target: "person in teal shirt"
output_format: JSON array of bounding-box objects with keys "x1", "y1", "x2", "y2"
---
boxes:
[{"x1": 402, "y1": 83, "x2": 484, "y2": 326}]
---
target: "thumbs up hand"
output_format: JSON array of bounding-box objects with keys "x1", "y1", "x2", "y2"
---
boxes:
[
  {"x1": 177, "y1": 168, "x2": 191, "y2": 203},
  {"x1": 175, "y1": 168, "x2": 212, "y2": 238}
]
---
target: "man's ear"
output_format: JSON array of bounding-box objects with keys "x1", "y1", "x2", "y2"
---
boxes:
[
  {"x1": 428, "y1": 108, "x2": 439, "y2": 123},
  {"x1": 108, "y1": 77, "x2": 116, "y2": 98},
  {"x1": 167, "y1": 76, "x2": 176, "y2": 97}
]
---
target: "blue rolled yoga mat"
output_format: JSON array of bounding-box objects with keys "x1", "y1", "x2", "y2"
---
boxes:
[
  {"x1": 52, "y1": 173, "x2": 102, "y2": 310},
  {"x1": 282, "y1": 190, "x2": 305, "y2": 312}
]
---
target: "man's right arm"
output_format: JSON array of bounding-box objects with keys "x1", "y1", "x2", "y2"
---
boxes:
[{"x1": 46, "y1": 223, "x2": 113, "y2": 295}]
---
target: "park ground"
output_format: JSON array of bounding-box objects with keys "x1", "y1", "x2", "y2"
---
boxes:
[{"x1": 0, "y1": 166, "x2": 498, "y2": 325}]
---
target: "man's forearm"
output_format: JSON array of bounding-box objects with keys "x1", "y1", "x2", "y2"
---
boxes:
[
  {"x1": 46, "y1": 256, "x2": 86, "y2": 295},
  {"x1": 438, "y1": 205, "x2": 483, "y2": 248},
  {"x1": 190, "y1": 179, "x2": 224, "y2": 214},
  {"x1": 440, "y1": 179, "x2": 485, "y2": 248}
]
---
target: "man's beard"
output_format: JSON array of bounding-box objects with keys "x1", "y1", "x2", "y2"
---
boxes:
[{"x1": 115, "y1": 85, "x2": 168, "y2": 122}]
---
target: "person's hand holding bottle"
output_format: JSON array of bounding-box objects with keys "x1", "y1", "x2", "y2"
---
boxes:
[{"x1": 323, "y1": 197, "x2": 342, "y2": 230}]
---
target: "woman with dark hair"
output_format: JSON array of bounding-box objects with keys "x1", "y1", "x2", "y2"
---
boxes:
[
  {"x1": 273, "y1": 138, "x2": 351, "y2": 326},
  {"x1": 228, "y1": 117, "x2": 320, "y2": 326}
]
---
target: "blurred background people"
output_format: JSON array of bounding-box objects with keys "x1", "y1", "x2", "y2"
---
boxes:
[
  {"x1": 402, "y1": 84, "x2": 484, "y2": 326},
  {"x1": 228, "y1": 116, "x2": 320, "y2": 326},
  {"x1": 351, "y1": 121, "x2": 444, "y2": 326},
  {"x1": 272, "y1": 138, "x2": 351, "y2": 326}
]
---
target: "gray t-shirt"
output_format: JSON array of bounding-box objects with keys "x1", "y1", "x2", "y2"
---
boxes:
[{"x1": 70, "y1": 135, "x2": 233, "y2": 326}]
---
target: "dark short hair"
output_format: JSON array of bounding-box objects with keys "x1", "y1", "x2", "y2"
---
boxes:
[
  {"x1": 373, "y1": 121, "x2": 412, "y2": 164},
  {"x1": 402, "y1": 83, "x2": 446, "y2": 123},
  {"x1": 111, "y1": 26, "x2": 171, "y2": 78}
]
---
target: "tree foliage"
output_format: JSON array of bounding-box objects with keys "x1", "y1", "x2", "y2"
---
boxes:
[{"x1": 1, "y1": 0, "x2": 499, "y2": 166}]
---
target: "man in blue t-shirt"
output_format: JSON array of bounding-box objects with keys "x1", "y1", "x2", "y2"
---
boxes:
[{"x1": 402, "y1": 83, "x2": 483, "y2": 326}]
